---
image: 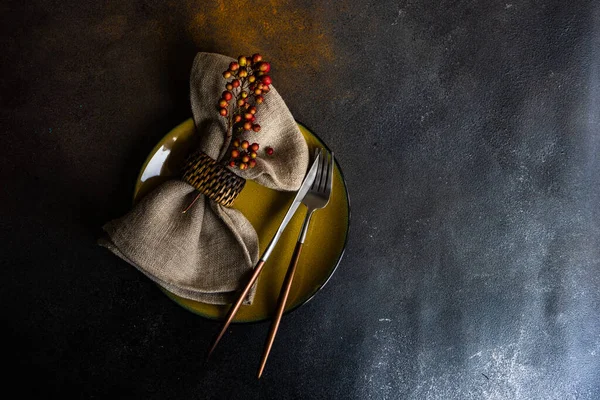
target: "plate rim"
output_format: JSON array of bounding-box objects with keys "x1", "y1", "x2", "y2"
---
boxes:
[{"x1": 135, "y1": 118, "x2": 351, "y2": 323}]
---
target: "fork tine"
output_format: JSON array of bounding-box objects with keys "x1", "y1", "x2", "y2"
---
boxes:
[
  {"x1": 326, "y1": 152, "x2": 334, "y2": 196},
  {"x1": 318, "y1": 148, "x2": 328, "y2": 192},
  {"x1": 311, "y1": 148, "x2": 324, "y2": 190}
]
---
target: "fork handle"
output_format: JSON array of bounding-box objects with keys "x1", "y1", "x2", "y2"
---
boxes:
[
  {"x1": 257, "y1": 210, "x2": 314, "y2": 378},
  {"x1": 297, "y1": 209, "x2": 314, "y2": 244},
  {"x1": 257, "y1": 240, "x2": 304, "y2": 378}
]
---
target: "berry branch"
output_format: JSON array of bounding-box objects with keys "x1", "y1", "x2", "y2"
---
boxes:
[{"x1": 218, "y1": 53, "x2": 275, "y2": 170}]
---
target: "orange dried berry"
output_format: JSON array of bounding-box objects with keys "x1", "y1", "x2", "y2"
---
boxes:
[
  {"x1": 250, "y1": 143, "x2": 259, "y2": 151},
  {"x1": 249, "y1": 106, "x2": 257, "y2": 114},
  {"x1": 218, "y1": 99, "x2": 228, "y2": 108},
  {"x1": 254, "y1": 89, "x2": 262, "y2": 95},
  {"x1": 252, "y1": 53, "x2": 263, "y2": 63},
  {"x1": 241, "y1": 155, "x2": 250, "y2": 163},
  {"x1": 241, "y1": 140, "x2": 249, "y2": 149},
  {"x1": 223, "y1": 71, "x2": 232, "y2": 79},
  {"x1": 248, "y1": 75, "x2": 256, "y2": 83},
  {"x1": 232, "y1": 139, "x2": 240, "y2": 147},
  {"x1": 239, "y1": 162, "x2": 248, "y2": 170},
  {"x1": 234, "y1": 115, "x2": 242, "y2": 123},
  {"x1": 226, "y1": 83, "x2": 233, "y2": 90},
  {"x1": 231, "y1": 149, "x2": 240, "y2": 158},
  {"x1": 219, "y1": 108, "x2": 228, "y2": 116},
  {"x1": 244, "y1": 113, "x2": 253, "y2": 120},
  {"x1": 255, "y1": 95, "x2": 264, "y2": 104},
  {"x1": 248, "y1": 159, "x2": 257, "y2": 168},
  {"x1": 238, "y1": 69, "x2": 248, "y2": 78},
  {"x1": 229, "y1": 62, "x2": 239, "y2": 71},
  {"x1": 237, "y1": 99, "x2": 245, "y2": 107},
  {"x1": 243, "y1": 121, "x2": 252, "y2": 130}
]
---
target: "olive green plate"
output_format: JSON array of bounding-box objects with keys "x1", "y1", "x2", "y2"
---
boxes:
[{"x1": 134, "y1": 119, "x2": 350, "y2": 322}]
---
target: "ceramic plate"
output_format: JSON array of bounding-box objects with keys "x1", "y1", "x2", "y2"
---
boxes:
[{"x1": 134, "y1": 119, "x2": 350, "y2": 322}]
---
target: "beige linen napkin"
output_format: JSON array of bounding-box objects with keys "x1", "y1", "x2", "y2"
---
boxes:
[{"x1": 100, "y1": 52, "x2": 309, "y2": 304}]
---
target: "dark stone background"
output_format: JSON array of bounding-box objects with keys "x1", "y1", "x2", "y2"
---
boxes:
[{"x1": 1, "y1": 0, "x2": 599, "y2": 398}]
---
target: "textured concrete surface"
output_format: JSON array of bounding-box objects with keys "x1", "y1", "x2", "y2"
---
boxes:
[{"x1": 1, "y1": 0, "x2": 599, "y2": 398}]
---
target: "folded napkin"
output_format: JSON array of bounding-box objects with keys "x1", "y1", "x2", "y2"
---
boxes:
[{"x1": 100, "y1": 52, "x2": 309, "y2": 304}]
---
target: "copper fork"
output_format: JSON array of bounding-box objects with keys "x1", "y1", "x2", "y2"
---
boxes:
[{"x1": 257, "y1": 149, "x2": 334, "y2": 378}]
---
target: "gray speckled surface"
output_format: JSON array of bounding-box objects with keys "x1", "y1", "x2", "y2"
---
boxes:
[{"x1": 1, "y1": 0, "x2": 599, "y2": 398}]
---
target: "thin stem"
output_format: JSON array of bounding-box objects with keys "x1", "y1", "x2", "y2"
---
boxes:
[{"x1": 181, "y1": 192, "x2": 202, "y2": 213}]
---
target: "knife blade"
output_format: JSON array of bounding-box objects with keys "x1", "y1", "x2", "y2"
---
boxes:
[{"x1": 260, "y1": 149, "x2": 321, "y2": 261}]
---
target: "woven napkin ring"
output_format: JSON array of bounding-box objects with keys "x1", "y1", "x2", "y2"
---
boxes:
[{"x1": 181, "y1": 151, "x2": 246, "y2": 207}]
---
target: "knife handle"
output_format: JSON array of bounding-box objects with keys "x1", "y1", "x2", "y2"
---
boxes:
[{"x1": 207, "y1": 259, "x2": 266, "y2": 359}]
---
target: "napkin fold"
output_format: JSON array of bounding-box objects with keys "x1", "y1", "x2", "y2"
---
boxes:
[{"x1": 100, "y1": 52, "x2": 309, "y2": 304}]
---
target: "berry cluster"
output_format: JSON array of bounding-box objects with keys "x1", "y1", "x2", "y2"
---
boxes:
[{"x1": 218, "y1": 53, "x2": 275, "y2": 169}]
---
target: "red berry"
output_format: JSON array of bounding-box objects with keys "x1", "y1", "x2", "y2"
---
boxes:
[
  {"x1": 223, "y1": 71, "x2": 232, "y2": 79},
  {"x1": 219, "y1": 99, "x2": 228, "y2": 108},
  {"x1": 219, "y1": 108, "x2": 228, "y2": 116},
  {"x1": 232, "y1": 79, "x2": 240, "y2": 88},
  {"x1": 243, "y1": 122, "x2": 252, "y2": 130},
  {"x1": 234, "y1": 115, "x2": 242, "y2": 123},
  {"x1": 244, "y1": 113, "x2": 253, "y2": 120},
  {"x1": 231, "y1": 149, "x2": 240, "y2": 158},
  {"x1": 248, "y1": 159, "x2": 257, "y2": 168},
  {"x1": 229, "y1": 161, "x2": 236, "y2": 167},
  {"x1": 241, "y1": 155, "x2": 250, "y2": 163},
  {"x1": 250, "y1": 143, "x2": 259, "y2": 151},
  {"x1": 241, "y1": 140, "x2": 249, "y2": 149},
  {"x1": 258, "y1": 62, "x2": 271, "y2": 72},
  {"x1": 229, "y1": 62, "x2": 239, "y2": 71},
  {"x1": 252, "y1": 124, "x2": 261, "y2": 132},
  {"x1": 252, "y1": 53, "x2": 262, "y2": 63},
  {"x1": 255, "y1": 95, "x2": 264, "y2": 104},
  {"x1": 257, "y1": 83, "x2": 264, "y2": 90},
  {"x1": 249, "y1": 106, "x2": 257, "y2": 115},
  {"x1": 222, "y1": 91, "x2": 233, "y2": 100},
  {"x1": 238, "y1": 69, "x2": 248, "y2": 78},
  {"x1": 266, "y1": 147, "x2": 274, "y2": 155},
  {"x1": 261, "y1": 75, "x2": 272, "y2": 86}
]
